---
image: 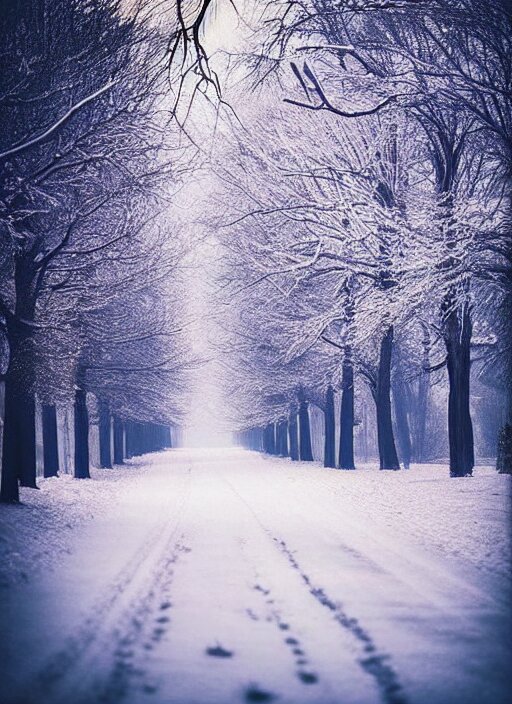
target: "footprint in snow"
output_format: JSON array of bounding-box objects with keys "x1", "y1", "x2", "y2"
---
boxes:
[
  {"x1": 245, "y1": 684, "x2": 276, "y2": 702},
  {"x1": 206, "y1": 644, "x2": 233, "y2": 658},
  {"x1": 143, "y1": 683, "x2": 158, "y2": 694},
  {"x1": 297, "y1": 671, "x2": 318, "y2": 685}
]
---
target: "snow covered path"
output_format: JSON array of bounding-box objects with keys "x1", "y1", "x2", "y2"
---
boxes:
[{"x1": 1, "y1": 448, "x2": 511, "y2": 704}]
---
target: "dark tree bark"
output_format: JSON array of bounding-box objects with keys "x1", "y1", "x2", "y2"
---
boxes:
[
  {"x1": 160, "y1": 425, "x2": 167, "y2": 449},
  {"x1": 276, "y1": 419, "x2": 289, "y2": 456},
  {"x1": 17, "y1": 390, "x2": 37, "y2": 488},
  {"x1": 113, "y1": 415, "x2": 124, "y2": 464},
  {"x1": 1, "y1": 324, "x2": 37, "y2": 501},
  {"x1": 497, "y1": 424, "x2": 512, "y2": 474},
  {"x1": 1, "y1": 257, "x2": 44, "y2": 500},
  {"x1": 371, "y1": 131, "x2": 400, "y2": 471},
  {"x1": 164, "y1": 425, "x2": 172, "y2": 449},
  {"x1": 444, "y1": 304, "x2": 474, "y2": 477},
  {"x1": 376, "y1": 327, "x2": 400, "y2": 470},
  {"x1": 496, "y1": 257, "x2": 512, "y2": 472},
  {"x1": 248, "y1": 427, "x2": 262, "y2": 451},
  {"x1": 146, "y1": 423, "x2": 160, "y2": 453},
  {"x1": 288, "y1": 409, "x2": 299, "y2": 461},
  {"x1": 299, "y1": 400, "x2": 313, "y2": 461},
  {"x1": 74, "y1": 384, "x2": 90, "y2": 479},
  {"x1": 413, "y1": 330, "x2": 431, "y2": 463},
  {"x1": 263, "y1": 422, "x2": 276, "y2": 454},
  {"x1": 413, "y1": 381, "x2": 429, "y2": 463},
  {"x1": 153, "y1": 425, "x2": 162, "y2": 451},
  {"x1": 140, "y1": 423, "x2": 149, "y2": 454},
  {"x1": 1, "y1": 369, "x2": 37, "y2": 499},
  {"x1": 393, "y1": 382, "x2": 412, "y2": 469},
  {"x1": 133, "y1": 423, "x2": 143, "y2": 456},
  {"x1": 148, "y1": 424, "x2": 156, "y2": 453},
  {"x1": 98, "y1": 399, "x2": 112, "y2": 468},
  {"x1": 125, "y1": 421, "x2": 134, "y2": 459},
  {"x1": 42, "y1": 403, "x2": 60, "y2": 478},
  {"x1": 324, "y1": 385, "x2": 336, "y2": 468},
  {"x1": 393, "y1": 355, "x2": 412, "y2": 469},
  {"x1": 428, "y1": 129, "x2": 475, "y2": 476},
  {"x1": 257, "y1": 427, "x2": 263, "y2": 451},
  {"x1": 339, "y1": 354, "x2": 355, "y2": 469}
]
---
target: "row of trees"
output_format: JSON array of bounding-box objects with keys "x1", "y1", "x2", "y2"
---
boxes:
[
  {"x1": 0, "y1": 0, "x2": 197, "y2": 502},
  {"x1": 212, "y1": 0, "x2": 511, "y2": 475}
]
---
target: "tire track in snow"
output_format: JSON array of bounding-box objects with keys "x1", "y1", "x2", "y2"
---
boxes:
[
  {"x1": 12, "y1": 470, "x2": 192, "y2": 704},
  {"x1": 221, "y1": 472, "x2": 407, "y2": 704},
  {"x1": 95, "y1": 540, "x2": 190, "y2": 704},
  {"x1": 274, "y1": 538, "x2": 408, "y2": 704}
]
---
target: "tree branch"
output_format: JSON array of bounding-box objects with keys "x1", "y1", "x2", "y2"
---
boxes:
[{"x1": 0, "y1": 80, "x2": 118, "y2": 161}]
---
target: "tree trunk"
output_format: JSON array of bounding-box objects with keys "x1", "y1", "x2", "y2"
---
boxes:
[
  {"x1": 444, "y1": 305, "x2": 474, "y2": 477},
  {"x1": 126, "y1": 421, "x2": 142, "y2": 458},
  {"x1": 113, "y1": 415, "x2": 124, "y2": 464},
  {"x1": 125, "y1": 421, "x2": 134, "y2": 459},
  {"x1": 263, "y1": 423, "x2": 276, "y2": 455},
  {"x1": 360, "y1": 401, "x2": 369, "y2": 463},
  {"x1": 413, "y1": 327, "x2": 431, "y2": 463},
  {"x1": 393, "y1": 382, "x2": 412, "y2": 469},
  {"x1": 17, "y1": 389, "x2": 37, "y2": 488},
  {"x1": 63, "y1": 408, "x2": 72, "y2": 473},
  {"x1": 414, "y1": 375, "x2": 429, "y2": 463},
  {"x1": 299, "y1": 400, "x2": 313, "y2": 461},
  {"x1": 42, "y1": 403, "x2": 59, "y2": 478},
  {"x1": 324, "y1": 386, "x2": 336, "y2": 468},
  {"x1": 74, "y1": 383, "x2": 90, "y2": 479},
  {"x1": 496, "y1": 269, "x2": 512, "y2": 472},
  {"x1": 133, "y1": 423, "x2": 143, "y2": 456},
  {"x1": 248, "y1": 427, "x2": 262, "y2": 451},
  {"x1": 392, "y1": 357, "x2": 412, "y2": 469},
  {"x1": 0, "y1": 328, "x2": 37, "y2": 501},
  {"x1": 288, "y1": 410, "x2": 299, "y2": 461},
  {"x1": 153, "y1": 424, "x2": 165, "y2": 452},
  {"x1": 376, "y1": 326, "x2": 400, "y2": 470},
  {"x1": 497, "y1": 424, "x2": 512, "y2": 474},
  {"x1": 276, "y1": 420, "x2": 288, "y2": 457},
  {"x1": 139, "y1": 423, "x2": 147, "y2": 454},
  {"x1": 1, "y1": 373, "x2": 36, "y2": 500},
  {"x1": 98, "y1": 399, "x2": 112, "y2": 468},
  {"x1": 339, "y1": 354, "x2": 355, "y2": 469},
  {"x1": 1, "y1": 259, "x2": 42, "y2": 500},
  {"x1": 146, "y1": 424, "x2": 156, "y2": 453}
]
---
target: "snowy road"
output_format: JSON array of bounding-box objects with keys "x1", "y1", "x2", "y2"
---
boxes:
[{"x1": 1, "y1": 448, "x2": 511, "y2": 704}]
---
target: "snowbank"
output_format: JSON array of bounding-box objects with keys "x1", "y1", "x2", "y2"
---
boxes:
[
  {"x1": 288, "y1": 460, "x2": 512, "y2": 580},
  {"x1": 0, "y1": 459, "x2": 155, "y2": 587}
]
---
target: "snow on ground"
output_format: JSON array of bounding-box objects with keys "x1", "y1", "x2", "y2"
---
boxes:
[
  {"x1": 0, "y1": 460, "x2": 156, "y2": 587},
  {"x1": 1, "y1": 449, "x2": 511, "y2": 704},
  {"x1": 275, "y1": 459, "x2": 511, "y2": 580}
]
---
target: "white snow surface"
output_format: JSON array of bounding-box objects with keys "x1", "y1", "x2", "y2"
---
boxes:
[{"x1": 1, "y1": 449, "x2": 510, "y2": 704}]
